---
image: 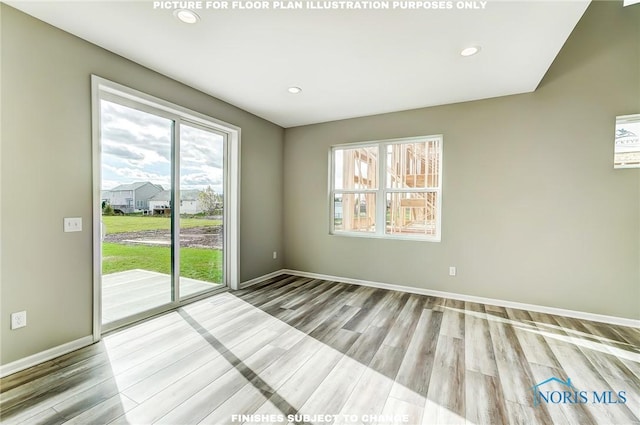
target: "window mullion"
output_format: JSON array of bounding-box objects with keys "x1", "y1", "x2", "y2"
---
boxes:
[
  {"x1": 376, "y1": 143, "x2": 386, "y2": 236},
  {"x1": 329, "y1": 148, "x2": 335, "y2": 234},
  {"x1": 334, "y1": 189, "x2": 378, "y2": 194},
  {"x1": 386, "y1": 188, "x2": 438, "y2": 193},
  {"x1": 172, "y1": 119, "x2": 180, "y2": 303}
]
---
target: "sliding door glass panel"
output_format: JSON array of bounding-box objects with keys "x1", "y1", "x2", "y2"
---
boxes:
[
  {"x1": 178, "y1": 123, "x2": 225, "y2": 299},
  {"x1": 100, "y1": 99, "x2": 174, "y2": 325}
]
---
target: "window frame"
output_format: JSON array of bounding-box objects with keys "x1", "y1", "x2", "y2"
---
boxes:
[{"x1": 329, "y1": 135, "x2": 443, "y2": 242}]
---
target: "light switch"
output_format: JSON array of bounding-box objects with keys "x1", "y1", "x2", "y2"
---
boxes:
[{"x1": 64, "y1": 217, "x2": 82, "y2": 232}]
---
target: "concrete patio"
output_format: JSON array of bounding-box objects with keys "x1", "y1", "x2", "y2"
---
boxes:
[{"x1": 102, "y1": 269, "x2": 223, "y2": 324}]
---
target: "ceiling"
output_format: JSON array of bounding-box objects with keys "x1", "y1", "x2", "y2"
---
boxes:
[{"x1": 6, "y1": 0, "x2": 590, "y2": 128}]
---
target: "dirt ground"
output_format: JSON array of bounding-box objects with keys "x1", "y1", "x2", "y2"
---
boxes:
[{"x1": 104, "y1": 226, "x2": 223, "y2": 249}]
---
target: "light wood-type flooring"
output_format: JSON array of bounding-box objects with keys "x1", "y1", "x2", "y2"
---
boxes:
[{"x1": 1, "y1": 274, "x2": 639, "y2": 424}]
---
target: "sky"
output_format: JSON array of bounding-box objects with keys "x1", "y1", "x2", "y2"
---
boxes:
[{"x1": 100, "y1": 100, "x2": 224, "y2": 193}]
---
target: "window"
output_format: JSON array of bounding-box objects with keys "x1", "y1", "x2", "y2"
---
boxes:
[
  {"x1": 614, "y1": 113, "x2": 640, "y2": 169},
  {"x1": 330, "y1": 135, "x2": 442, "y2": 241}
]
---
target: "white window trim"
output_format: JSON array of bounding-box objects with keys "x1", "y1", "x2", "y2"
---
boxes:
[
  {"x1": 329, "y1": 135, "x2": 443, "y2": 242},
  {"x1": 91, "y1": 75, "x2": 241, "y2": 341}
]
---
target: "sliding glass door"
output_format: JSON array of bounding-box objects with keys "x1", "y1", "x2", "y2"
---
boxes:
[
  {"x1": 96, "y1": 83, "x2": 229, "y2": 331},
  {"x1": 178, "y1": 123, "x2": 226, "y2": 300},
  {"x1": 99, "y1": 99, "x2": 175, "y2": 326}
]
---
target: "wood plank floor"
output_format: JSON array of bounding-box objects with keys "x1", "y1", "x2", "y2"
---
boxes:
[
  {"x1": 102, "y1": 269, "x2": 222, "y2": 324},
  {"x1": 2, "y1": 274, "x2": 639, "y2": 425}
]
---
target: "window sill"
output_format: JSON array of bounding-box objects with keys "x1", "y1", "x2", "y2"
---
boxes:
[{"x1": 329, "y1": 231, "x2": 441, "y2": 243}]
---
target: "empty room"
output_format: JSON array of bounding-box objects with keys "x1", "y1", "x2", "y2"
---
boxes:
[{"x1": 0, "y1": 0, "x2": 639, "y2": 424}]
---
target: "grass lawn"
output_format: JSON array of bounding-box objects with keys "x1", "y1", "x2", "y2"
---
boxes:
[
  {"x1": 102, "y1": 243, "x2": 223, "y2": 283},
  {"x1": 102, "y1": 215, "x2": 221, "y2": 234}
]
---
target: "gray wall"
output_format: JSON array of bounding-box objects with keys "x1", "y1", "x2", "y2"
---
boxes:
[
  {"x1": 0, "y1": 4, "x2": 284, "y2": 365},
  {"x1": 1, "y1": 0, "x2": 638, "y2": 369},
  {"x1": 283, "y1": 1, "x2": 640, "y2": 320}
]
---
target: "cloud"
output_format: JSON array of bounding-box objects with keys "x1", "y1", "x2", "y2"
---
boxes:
[
  {"x1": 102, "y1": 142, "x2": 146, "y2": 162},
  {"x1": 103, "y1": 164, "x2": 170, "y2": 188},
  {"x1": 181, "y1": 171, "x2": 223, "y2": 190},
  {"x1": 101, "y1": 100, "x2": 172, "y2": 162},
  {"x1": 101, "y1": 179, "x2": 124, "y2": 190},
  {"x1": 100, "y1": 100, "x2": 223, "y2": 192},
  {"x1": 103, "y1": 139, "x2": 170, "y2": 168},
  {"x1": 181, "y1": 124, "x2": 224, "y2": 169}
]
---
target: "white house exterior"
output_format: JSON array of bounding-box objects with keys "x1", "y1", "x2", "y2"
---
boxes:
[
  {"x1": 148, "y1": 189, "x2": 203, "y2": 215},
  {"x1": 102, "y1": 182, "x2": 163, "y2": 213}
]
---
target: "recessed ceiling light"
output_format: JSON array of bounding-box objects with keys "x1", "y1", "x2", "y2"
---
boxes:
[
  {"x1": 174, "y1": 9, "x2": 199, "y2": 24},
  {"x1": 460, "y1": 46, "x2": 481, "y2": 57},
  {"x1": 288, "y1": 87, "x2": 302, "y2": 94}
]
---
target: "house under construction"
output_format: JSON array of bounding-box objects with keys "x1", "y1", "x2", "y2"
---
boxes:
[{"x1": 334, "y1": 138, "x2": 441, "y2": 237}]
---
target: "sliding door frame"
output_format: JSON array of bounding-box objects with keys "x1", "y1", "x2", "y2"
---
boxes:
[
  {"x1": 91, "y1": 75, "x2": 241, "y2": 341},
  {"x1": 175, "y1": 120, "x2": 231, "y2": 302}
]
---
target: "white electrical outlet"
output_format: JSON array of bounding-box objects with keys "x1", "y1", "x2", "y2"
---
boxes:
[
  {"x1": 449, "y1": 266, "x2": 457, "y2": 276},
  {"x1": 273, "y1": 251, "x2": 277, "y2": 260},
  {"x1": 64, "y1": 217, "x2": 82, "y2": 232},
  {"x1": 11, "y1": 311, "x2": 27, "y2": 329}
]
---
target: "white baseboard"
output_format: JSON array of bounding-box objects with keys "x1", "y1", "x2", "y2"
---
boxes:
[
  {"x1": 3, "y1": 269, "x2": 636, "y2": 378},
  {"x1": 0, "y1": 335, "x2": 94, "y2": 378},
  {"x1": 255, "y1": 268, "x2": 639, "y2": 329},
  {"x1": 240, "y1": 269, "x2": 285, "y2": 289}
]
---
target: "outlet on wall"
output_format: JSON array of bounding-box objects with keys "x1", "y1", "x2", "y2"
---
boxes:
[
  {"x1": 273, "y1": 251, "x2": 277, "y2": 260},
  {"x1": 11, "y1": 311, "x2": 27, "y2": 330},
  {"x1": 449, "y1": 266, "x2": 457, "y2": 276}
]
